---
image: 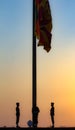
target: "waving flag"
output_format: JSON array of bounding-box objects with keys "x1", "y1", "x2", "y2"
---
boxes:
[{"x1": 35, "y1": 0, "x2": 52, "y2": 52}]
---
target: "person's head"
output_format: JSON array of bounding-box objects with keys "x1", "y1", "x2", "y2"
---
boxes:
[
  {"x1": 16, "y1": 102, "x2": 20, "y2": 107},
  {"x1": 51, "y1": 102, "x2": 54, "y2": 107}
]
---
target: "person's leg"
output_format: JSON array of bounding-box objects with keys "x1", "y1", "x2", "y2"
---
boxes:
[
  {"x1": 52, "y1": 116, "x2": 54, "y2": 127},
  {"x1": 16, "y1": 116, "x2": 19, "y2": 127}
]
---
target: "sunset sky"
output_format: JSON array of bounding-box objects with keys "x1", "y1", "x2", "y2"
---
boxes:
[{"x1": 0, "y1": 0, "x2": 75, "y2": 128}]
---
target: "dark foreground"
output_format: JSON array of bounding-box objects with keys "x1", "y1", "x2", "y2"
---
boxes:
[{"x1": 1, "y1": 127, "x2": 75, "y2": 129}]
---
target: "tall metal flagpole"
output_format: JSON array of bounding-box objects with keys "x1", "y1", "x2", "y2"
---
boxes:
[
  {"x1": 32, "y1": 0, "x2": 52, "y2": 127},
  {"x1": 32, "y1": 0, "x2": 37, "y2": 126},
  {"x1": 32, "y1": 0, "x2": 40, "y2": 127}
]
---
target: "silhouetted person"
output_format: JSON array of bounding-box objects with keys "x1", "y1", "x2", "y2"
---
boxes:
[
  {"x1": 32, "y1": 106, "x2": 40, "y2": 127},
  {"x1": 50, "y1": 102, "x2": 55, "y2": 128},
  {"x1": 16, "y1": 102, "x2": 20, "y2": 128}
]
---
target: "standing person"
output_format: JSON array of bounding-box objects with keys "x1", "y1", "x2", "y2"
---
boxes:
[
  {"x1": 16, "y1": 102, "x2": 20, "y2": 128},
  {"x1": 50, "y1": 102, "x2": 55, "y2": 128},
  {"x1": 32, "y1": 106, "x2": 40, "y2": 127}
]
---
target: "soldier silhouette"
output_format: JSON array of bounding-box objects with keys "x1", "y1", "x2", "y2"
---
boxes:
[
  {"x1": 16, "y1": 102, "x2": 20, "y2": 128},
  {"x1": 32, "y1": 106, "x2": 40, "y2": 127},
  {"x1": 50, "y1": 102, "x2": 55, "y2": 128}
]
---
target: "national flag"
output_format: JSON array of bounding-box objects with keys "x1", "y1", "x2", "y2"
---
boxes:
[{"x1": 35, "y1": 0, "x2": 52, "y2": 52}]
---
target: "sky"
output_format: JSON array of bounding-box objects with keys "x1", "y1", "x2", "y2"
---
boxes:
[{"x1": 0, "y1": 0, "x2": 75, "y2": 128}]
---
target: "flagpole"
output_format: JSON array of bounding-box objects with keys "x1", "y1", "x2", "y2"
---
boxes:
[
  {"x1": 32, "y1": 0, "x2": 52, "y2": 127},
  {"x1": 32, "y1": 0, "x2": 37, "y2": 126}
]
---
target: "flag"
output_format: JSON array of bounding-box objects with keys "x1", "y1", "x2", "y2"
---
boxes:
[{"x1": 35, "y1": 0, "x2": 52, "y2": 52}]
